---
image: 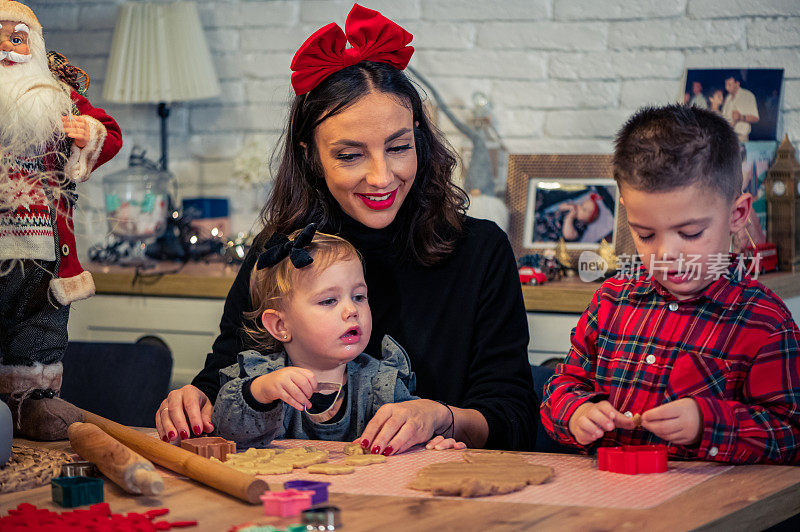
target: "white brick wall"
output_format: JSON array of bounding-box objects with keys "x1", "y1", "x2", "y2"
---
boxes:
[{"x1": 23, "y1": 0, "x2": 800, "y2": 245}]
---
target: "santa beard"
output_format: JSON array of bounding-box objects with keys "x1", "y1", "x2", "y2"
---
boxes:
[{"x1": 0, "y1": 31, "x2": 72, "y2": 157}]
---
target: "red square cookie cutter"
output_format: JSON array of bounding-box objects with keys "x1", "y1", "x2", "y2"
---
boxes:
[{"x1": 597, "y1": 445, "x2": 668, "y2": 474}]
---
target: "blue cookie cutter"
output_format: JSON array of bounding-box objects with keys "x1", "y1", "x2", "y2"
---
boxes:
[{"x1": 51, "y1": 476, "x2": 104, "y2": 507}]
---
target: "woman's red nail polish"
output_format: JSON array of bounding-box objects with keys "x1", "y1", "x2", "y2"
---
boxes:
[
  {"x1": 168, "y1": 431, "x2": 175, "y2": 440},
  {"x1": 193, "y1": 425, "x2": 201, "y2": 435},
  {"x1": 361, "y1": 439, "x2": 369, "y2": 449},
  {"x1": 382, "y1": 446, "x2": 393, "y2": 456},
  {"x1": 180, "y1": 430, "x2": 189, "y2": 440},
  {"x1": 162, "y1": 435, "x2": 169, "y2": 442},
  {"x1": 371, "y1": 445, "x2": 381, "y2": 454}
]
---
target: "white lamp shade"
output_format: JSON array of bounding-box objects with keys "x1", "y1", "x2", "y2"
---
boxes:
[{"x1": 102, "y1": 1, "x2": 220, "y2": 104}]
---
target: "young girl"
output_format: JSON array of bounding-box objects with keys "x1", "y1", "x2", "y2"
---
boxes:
[{"x1": 212, "y1": 225, "x2": 465, "y2": 452}]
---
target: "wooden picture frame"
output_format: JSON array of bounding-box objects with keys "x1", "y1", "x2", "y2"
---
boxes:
[{"x1": 506, "y1": 154, "x2": 636, "y2": 261}]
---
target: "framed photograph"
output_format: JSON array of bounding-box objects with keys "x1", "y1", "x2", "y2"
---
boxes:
[
  {"x1": 507, "y1": 155, "x2": 635, "y2": 261},
  {"x1": 523, "y1": 178, "x2": 617, "y2": 249},
  {"x1": 682, "y1": 68, "x2": 784, "y2": 141}
]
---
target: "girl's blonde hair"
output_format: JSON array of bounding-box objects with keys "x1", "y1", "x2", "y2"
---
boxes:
[{"x1": 244, "y1": 230, "x2": 362, "y2": 351}]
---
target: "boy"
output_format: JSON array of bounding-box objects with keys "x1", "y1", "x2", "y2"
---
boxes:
[{"x1": 541, "y1": 104, "x2": 800, "y2": 464}]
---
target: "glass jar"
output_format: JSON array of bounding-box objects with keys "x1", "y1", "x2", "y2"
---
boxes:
[{"x1": 103, "y1": 149, "x2": 173, "y2": 243}]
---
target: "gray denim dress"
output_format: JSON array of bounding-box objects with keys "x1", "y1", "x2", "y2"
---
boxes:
[{"x1": 212, "y1": 335, "x2": 418, "y2": 449}]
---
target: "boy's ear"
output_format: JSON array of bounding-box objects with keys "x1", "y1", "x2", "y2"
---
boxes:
[
  {"x1": 261, "y1": 309, "x2": 291, "y2": 343},
  {"x1": 729, "y1": 192, "x2": 753, "y2": 234}
]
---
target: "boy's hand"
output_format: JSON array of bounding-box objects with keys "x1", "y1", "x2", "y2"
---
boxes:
[
  {"x1": 568, "y1": 400, "x2": 635, "y2": 445},
  {"x1": 425, "y1": 434, "x2": 467, "y2": 451},
  {"x1": 641, "y1": 398, "x2": 702, "y2": 446},
  {"x1": 251, "y1": 367, "x2": 317, "y2": 412}
]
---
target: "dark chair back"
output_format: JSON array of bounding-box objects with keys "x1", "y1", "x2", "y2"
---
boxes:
[
  {"x1": 61, "y1": 341, "x2": 173, "y2": 428},
  {"x1": 532, "y1": 364, "x2": 576, "y2": 454}
]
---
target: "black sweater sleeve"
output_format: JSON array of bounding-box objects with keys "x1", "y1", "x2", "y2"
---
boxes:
[
  {"x1": 461, "y1": 222, "x2": 538, "y2": 451},
  {"x1": 190, "y1": 250, "x2": 257, "y2": 402}
]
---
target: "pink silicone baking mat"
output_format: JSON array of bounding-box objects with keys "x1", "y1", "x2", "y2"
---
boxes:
[
  {"x1": 257, "y1": 439, "x2": 731, "y2": 510},
  {"x1": 136, "y1": 434, "x2": 731, "y2": 510}
]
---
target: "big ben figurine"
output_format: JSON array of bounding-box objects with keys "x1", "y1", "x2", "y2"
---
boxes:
[{"x1": 764, "y1": 135, "x2": 800, "y2": 272}]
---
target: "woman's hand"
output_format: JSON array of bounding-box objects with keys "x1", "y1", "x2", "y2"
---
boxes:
[
  {"x1": 250, "y1": 367, "x2": 317, "y2": 412},
  {"x1": 155, "y1": 385, "x2": 214, "y2": 442},
  {"x1": 425, "y1": 435, "x2": 467, "y2": 451},
  {"x1": 356, "y1": 399, "x2": 451, "y2": 456}
]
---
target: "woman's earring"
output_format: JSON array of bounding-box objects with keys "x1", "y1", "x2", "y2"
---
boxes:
[{"x1": 283, "y1": 334, "x2": 288, "y2": 340}]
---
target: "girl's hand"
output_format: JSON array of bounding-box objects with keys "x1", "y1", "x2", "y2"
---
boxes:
[
  {"x1": 251, "y1": 367, "x2": 317, "y2": 412},
  {"x1": 641, "y1": 398, "x2": 702, "y2": 446},
  {"x1": 357, "y1": 399, "x2": 451, "y2": 456},
  {"x1": 155, "y1": 385, "x2": 214, "y2": 443},
  {"x1": 568, "y1": 400, "x2": 635, "y2": 445},
  {"x1": 425, "y1": 435, "x2": 467, "y2": 451},
  {"x1": 61, "y1": 115, "x2": 90, "y2": 148}
]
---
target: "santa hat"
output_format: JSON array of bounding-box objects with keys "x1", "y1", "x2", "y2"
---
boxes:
[
  {"x1": 585, "y1": 193, "x2": 601, "y2": 224},
  {"x1": 0, "y1": 1, "x2": 42, "y2": 36}
]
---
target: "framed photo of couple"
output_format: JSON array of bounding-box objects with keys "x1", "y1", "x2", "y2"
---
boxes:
[
  {"x1": 506, "y1": 154, "x2": 635, "y2": 261},
  {"x1": 682, "y1": 68, "x2": 784, "y2": 142}
]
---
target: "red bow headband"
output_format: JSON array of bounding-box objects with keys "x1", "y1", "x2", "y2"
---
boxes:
[{"x1": 290, "y1": 3, "x2": 414, "y2": 96}]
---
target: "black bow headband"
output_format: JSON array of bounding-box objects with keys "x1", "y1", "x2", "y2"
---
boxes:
[{"x1": 256, "y1": 223, "x2": 317, "y2": 270}]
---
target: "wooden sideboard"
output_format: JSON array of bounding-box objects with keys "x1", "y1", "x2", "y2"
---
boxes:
[{"x1": 70, "y1": 263, "x2": 800, "y2": 384}]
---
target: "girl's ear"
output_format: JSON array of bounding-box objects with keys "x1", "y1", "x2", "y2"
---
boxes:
[{"x1": 262, "y1": 309, "x2": 291, "y2": 343}]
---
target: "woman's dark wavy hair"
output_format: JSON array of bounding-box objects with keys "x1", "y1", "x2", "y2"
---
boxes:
[{"x1": 255, "y1": 61, "x2": 468, "y2": 266}]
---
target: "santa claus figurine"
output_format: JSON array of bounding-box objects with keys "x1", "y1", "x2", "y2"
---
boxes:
[{"x1": 0, "y1": 1, "x2": 122, "y2": 440}]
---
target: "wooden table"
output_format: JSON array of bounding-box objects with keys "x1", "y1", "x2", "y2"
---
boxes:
[{"x1": 4, "y1": 438, "x2": 800, "y2": 531}]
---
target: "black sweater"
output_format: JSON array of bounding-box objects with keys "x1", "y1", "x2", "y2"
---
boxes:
[{"x1": 192, "y1": 215, "x2": 538, "y2": 451}]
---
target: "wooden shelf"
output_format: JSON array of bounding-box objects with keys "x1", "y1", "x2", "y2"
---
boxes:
[
  {"x1": 88, "y1": 262, "x2": 800, "y2": 310},
  {"x1": 88, "y1": 262, "x2": 237, "y2": 299},
  {"x1": 523, "y1": 271, "x2": 800, "y2": 313}
]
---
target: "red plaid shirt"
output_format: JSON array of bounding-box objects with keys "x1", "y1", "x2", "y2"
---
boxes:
[{"x1": 541, "y1": 267, "x2": 800, "y2": 465}]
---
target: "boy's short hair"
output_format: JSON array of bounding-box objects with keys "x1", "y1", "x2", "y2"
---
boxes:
[
  {"x1": 613, "y1": 104, "x2": 742, "y2": 202},
  {"x1": 244, "y1": 230, "x2": 363, "y2": 351}
]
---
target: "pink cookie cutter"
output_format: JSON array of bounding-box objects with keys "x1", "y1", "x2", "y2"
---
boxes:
[
  {"x1": 597, "y1": 445, "x2": 668, "y2": 474},
  {"x1": 260, "y1": 489, "x2": 313, "y2": 517}
]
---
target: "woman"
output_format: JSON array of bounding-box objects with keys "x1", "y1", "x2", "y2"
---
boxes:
[{"x1": 156, "y1": 4, "x2": 537, "y2": 453}]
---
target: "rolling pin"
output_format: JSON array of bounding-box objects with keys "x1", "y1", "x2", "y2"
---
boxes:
[
  {"x1": 68, "y1": 422, "x2": 164, "y2": 496},
  {"x1": 81, "y1": 410, "x2": 268, "y2": 504}
]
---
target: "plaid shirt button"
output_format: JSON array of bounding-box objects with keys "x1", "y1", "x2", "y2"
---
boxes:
[
  {"x1": 668, "y1": 302, "x2": 679, "y2": 311},
  {"x1": 709, "y1": 446, "x2": 719, "y2": 457},
  {"x1": 645, "y1": 354, "x2": 656, "y2": 364}
]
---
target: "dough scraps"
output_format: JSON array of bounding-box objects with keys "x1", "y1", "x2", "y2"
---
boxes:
[
  {"x1": 342, "y1": 443, "x2": 366, "y2": 455},
  {"x1": 343, "y1": 454, "x2": 387, "y2": 466},
  {"x1": 306, "y1": 463, "x2": 356, "y2": 475}
]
